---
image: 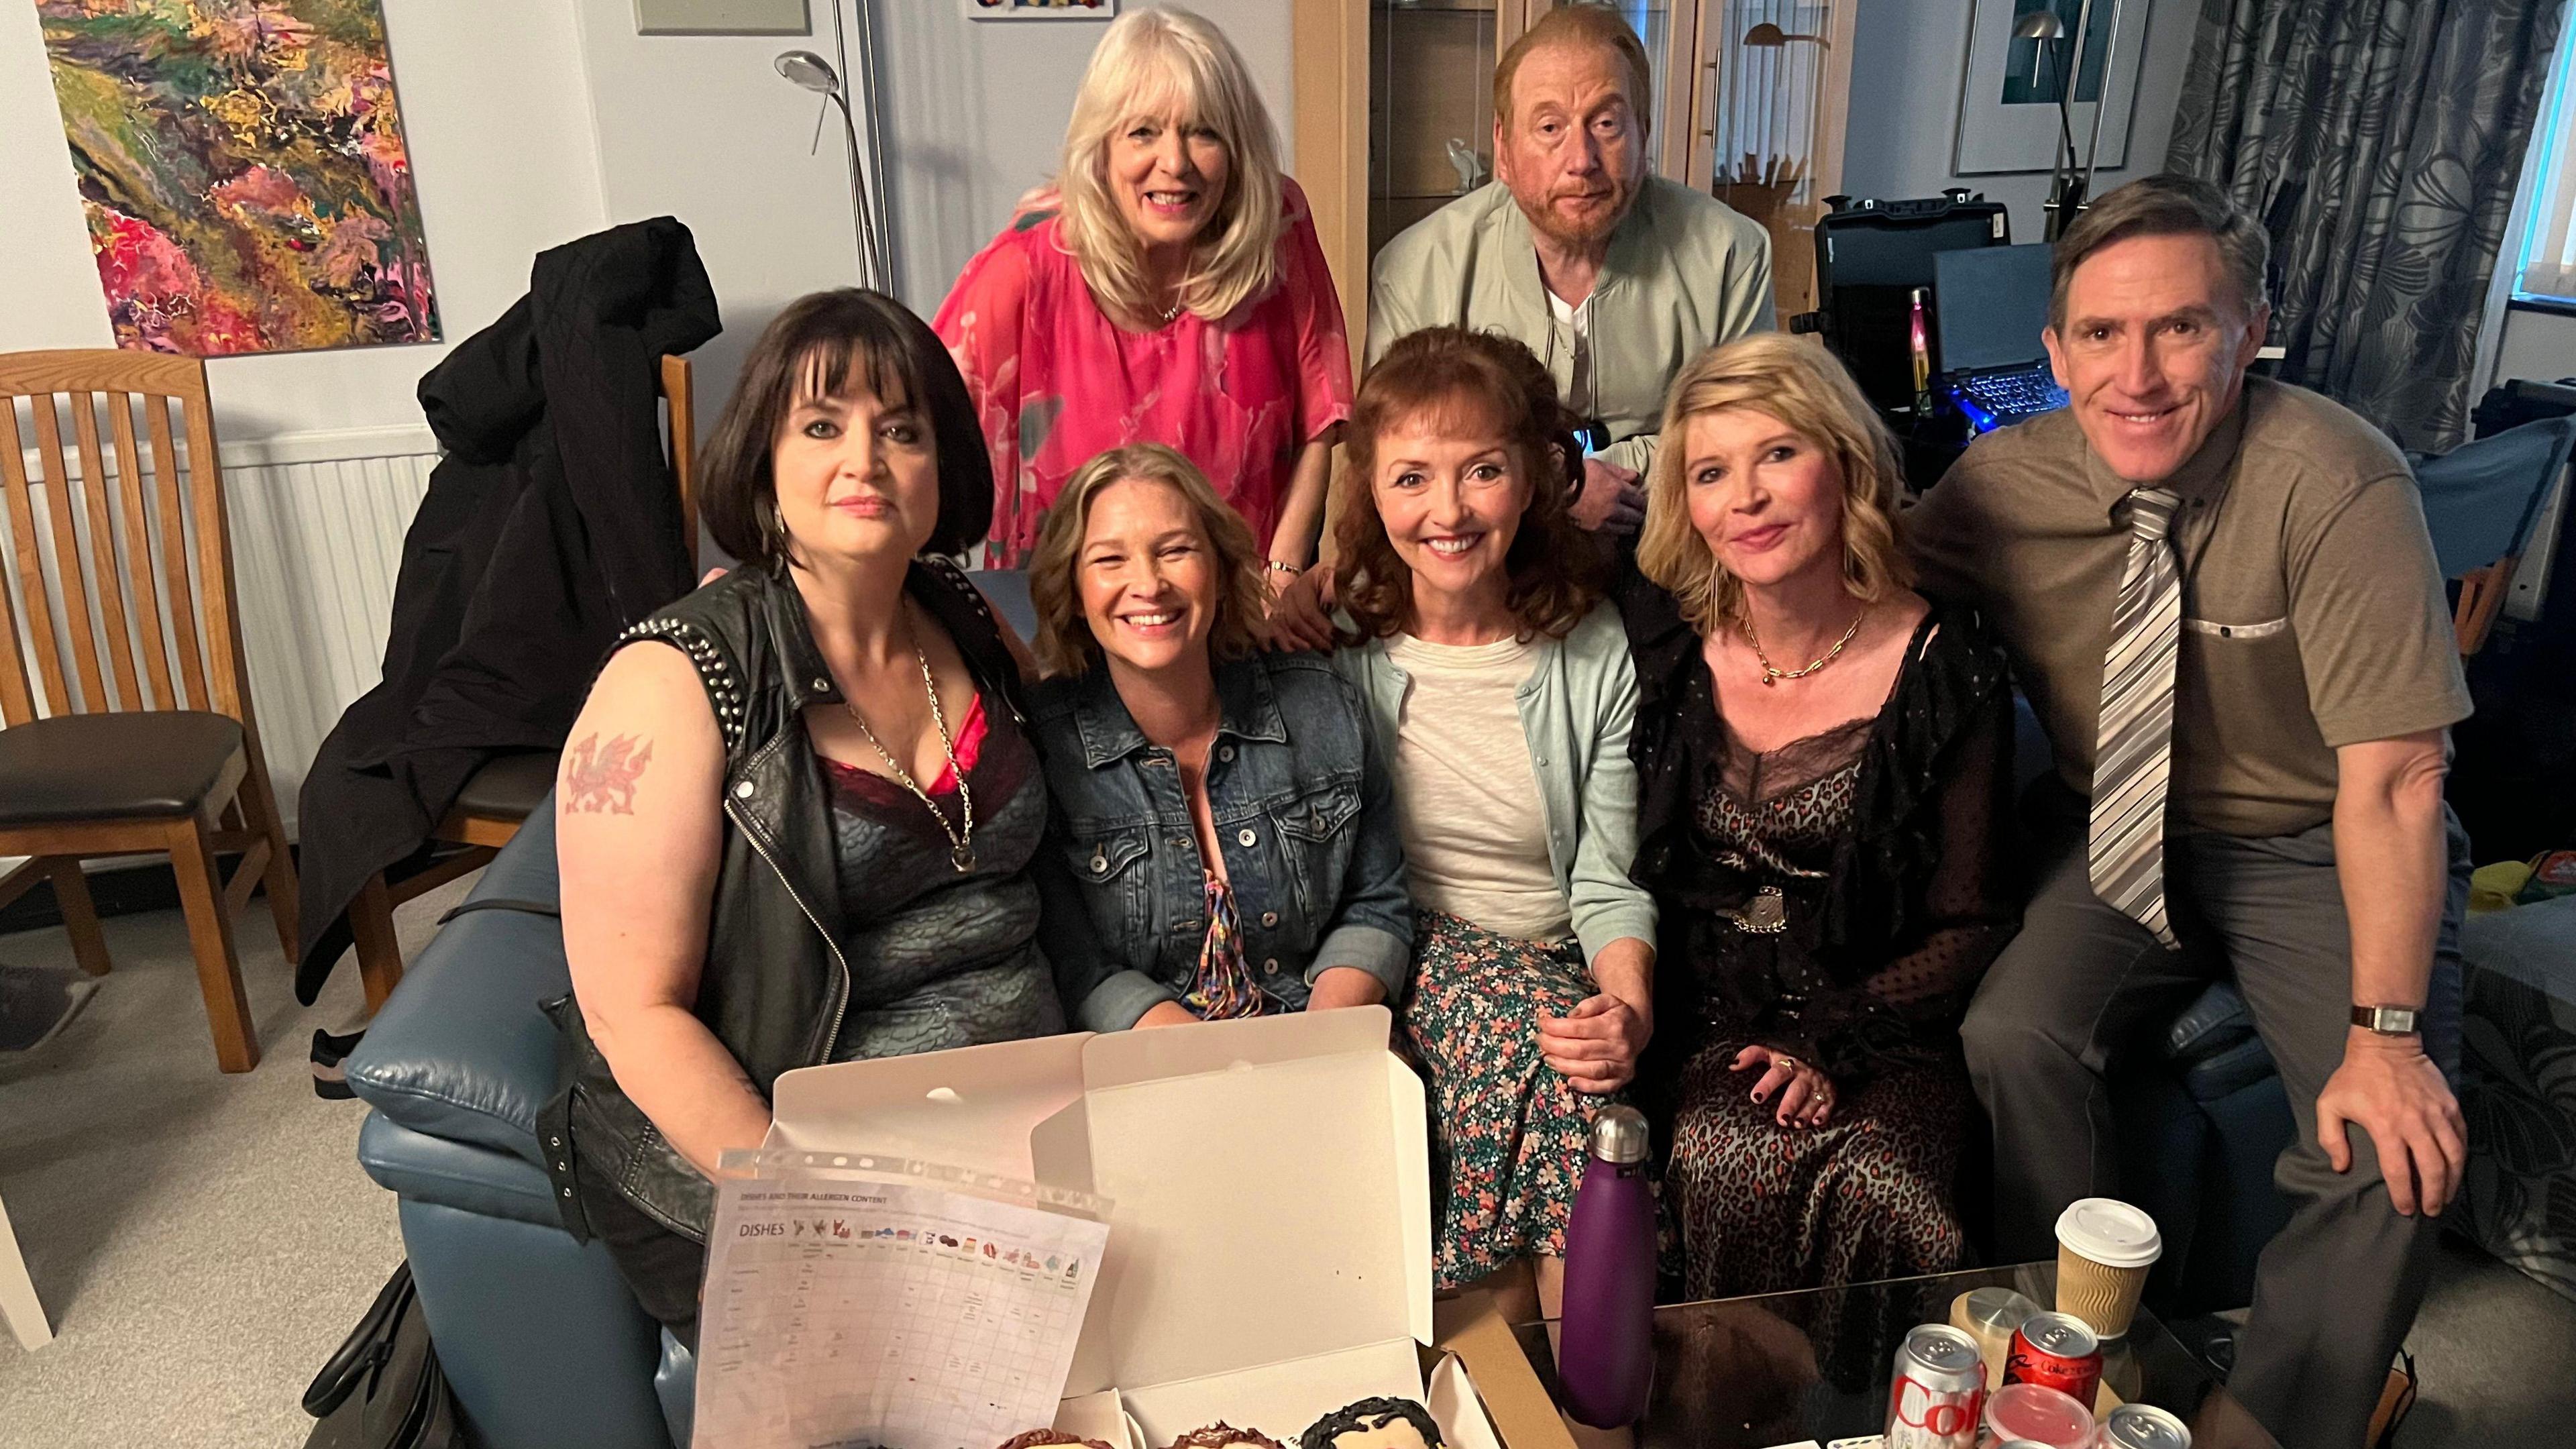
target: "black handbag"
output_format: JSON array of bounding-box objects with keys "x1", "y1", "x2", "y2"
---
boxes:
[{"x1": 302, "y1": 1262, "x2": 466, "y2": 1449}]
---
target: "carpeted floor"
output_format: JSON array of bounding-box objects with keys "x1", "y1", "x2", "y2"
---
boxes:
[
  {"x1": 0, "y1": 875, "x2": 470, "y2": 1449},
  {"x1": 1, "y1": 879, "x2": 2572, "y2": 1448}
]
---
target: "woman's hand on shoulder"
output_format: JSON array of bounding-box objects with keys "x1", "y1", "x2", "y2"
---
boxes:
[
  {"x1": 1729, "y1": 1043, "x2": 1837, "y2": 1129},
  {"x1": 1258, "y1": 564, "x2": 1338, "y2": 653}
]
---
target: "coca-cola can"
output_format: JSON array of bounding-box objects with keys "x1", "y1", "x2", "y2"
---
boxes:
[
  {"x1": 2096, "y1": 1403, "x2": 2192, "y2": 1449},
  {"x1": 2005, "y1": 1311, "x2": 2104, "y2": 1407},
  {"x1": 1886, "y1": 1323, "x2": 1986, "y2": 1448}
]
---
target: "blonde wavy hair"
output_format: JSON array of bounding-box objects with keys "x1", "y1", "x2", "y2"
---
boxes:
[
  {"x1": 1052, "y1": 6, "x2": 1285, "y2": 324},
  {"x1": 1637, "y1": 334, "x2": 1913, "y2": 635},
  {"x1": 1028, "y1": 443, "x2": 1267, "y2": 680}
]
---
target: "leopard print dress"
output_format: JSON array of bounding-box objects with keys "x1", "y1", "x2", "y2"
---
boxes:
[{"x1": 1664, "y1": 717, "x2": 1973, "y2": 1322}]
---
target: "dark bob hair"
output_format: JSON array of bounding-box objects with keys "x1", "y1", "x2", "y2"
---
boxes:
[
  {"x1": 696, "y1": 288, "x2": 991, "y2": 568},
  {"x1": 1334, "y1": 326, "x2": 1603, "y2": 643}
]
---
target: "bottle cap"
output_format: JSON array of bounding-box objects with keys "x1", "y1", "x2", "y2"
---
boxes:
[{"x1": 1587, "y1": 1105, "x2": 1650, "y2": 1165}]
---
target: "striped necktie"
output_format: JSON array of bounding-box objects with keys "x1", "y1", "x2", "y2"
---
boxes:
[{"x1": 2089, "y1": 487, "x2": 2184, "y2": 949}]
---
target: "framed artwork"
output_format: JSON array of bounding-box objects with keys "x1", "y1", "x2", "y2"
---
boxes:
[
  {"x1": 633, "y1": 0, "x2": 812, "y2": 36},
  {"x1": 36, "y1": 1, "x2": 438, "y2": 356},
  {"x1": 1953, "y1": 0, "x2": 2153, "y2": 176}
]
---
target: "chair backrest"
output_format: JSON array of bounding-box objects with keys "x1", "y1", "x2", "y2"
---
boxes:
[
  {"x1": 660, "y1": 354, "x2": 698, "y2": 568},
  {"x1": 2415, "y1": 417, "x2": 2576, "y2": 581},
  {"x1": 0, "y1": 350, "x2": 256, "y2": 729}
]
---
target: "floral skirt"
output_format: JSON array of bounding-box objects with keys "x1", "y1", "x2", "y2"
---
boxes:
[
  {"x1": 1666, "y1": 1036, "x2": 1972, "y2": 1385},
  {"x1": 1400, "y1": 908, "x2": 1612, "y2": 1290}
]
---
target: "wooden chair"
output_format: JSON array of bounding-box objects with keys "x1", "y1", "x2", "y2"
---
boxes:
[
  {"x1": 0, "y1": 350, "x2": 299, "y2": 1073},
  {"x1": 2416, "y1": 416, "x2": 2576, "y2": 657},
  {"x1": 341, "y1": 354, "x2": 697, "y2": 1010}
]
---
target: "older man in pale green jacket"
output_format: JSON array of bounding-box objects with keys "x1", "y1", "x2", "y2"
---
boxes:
[{"x1": 1368, "y1": 5, "x2": 1773, "y2": 534}]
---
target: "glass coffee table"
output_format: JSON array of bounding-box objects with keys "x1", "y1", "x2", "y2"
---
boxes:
[{"x1": 1512, "y1": 1262, "x2": 2283, "y2": 1448}]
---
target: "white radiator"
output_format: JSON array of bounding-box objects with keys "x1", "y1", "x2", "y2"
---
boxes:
[{"x1": 218, "y1": 427, "x2": 439, "y2": 834}]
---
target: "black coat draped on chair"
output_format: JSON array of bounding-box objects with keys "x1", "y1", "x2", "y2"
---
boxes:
[{"x1": 294, "y1": 217, "x2": 720, "y2": 1002}]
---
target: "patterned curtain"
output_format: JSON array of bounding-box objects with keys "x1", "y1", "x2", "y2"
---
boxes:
[{"x1": 2167, "y1": 0, "x2": 2568, "y2": 450}]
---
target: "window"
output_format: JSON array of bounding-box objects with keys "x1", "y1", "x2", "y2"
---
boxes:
[{"x1": 2513, "y1": 17, "x2": 2576, "y2": 303}]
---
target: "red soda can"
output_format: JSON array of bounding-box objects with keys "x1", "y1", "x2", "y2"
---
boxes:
[
  {"x1": 1886, "y1": 1323, "x2": 1986, "y2": 1448},
  {"x1": 2004, "y1": 1311, "x2": 2104, "y2": 1408}
]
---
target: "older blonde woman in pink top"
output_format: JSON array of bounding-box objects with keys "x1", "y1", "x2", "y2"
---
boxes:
[{"x1": 932, "y1": 5, "x2": 1350, "y2": 582}]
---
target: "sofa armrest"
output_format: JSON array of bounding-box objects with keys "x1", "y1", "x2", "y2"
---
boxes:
[{"x1": 347, "y1": 799, "x2": 569, "y2": 1171}]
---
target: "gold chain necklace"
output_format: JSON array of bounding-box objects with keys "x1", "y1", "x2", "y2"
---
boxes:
[
  {"x1": 841, "y1": 627, "x2": 977, "y2": 873},
  {"x1": 1738, "y1": 606, "x2": 1866, "y2": 688}
]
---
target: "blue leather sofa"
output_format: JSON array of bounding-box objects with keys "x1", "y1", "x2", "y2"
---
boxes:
[{"x1": 347, "y1": 802, "x2": 688, "y2": 1448}]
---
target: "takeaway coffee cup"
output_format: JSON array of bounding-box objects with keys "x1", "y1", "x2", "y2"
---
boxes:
[{"x1": 2053, "y1": 1197, "x2": 2161, "y2": 1340}]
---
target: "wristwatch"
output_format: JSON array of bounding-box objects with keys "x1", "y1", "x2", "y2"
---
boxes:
[{"x1": 2351, "y1": 1004, "x2": 2422, "y2": 1036}]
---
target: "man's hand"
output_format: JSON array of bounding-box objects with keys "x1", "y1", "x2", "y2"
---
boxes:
[
  {"x1": 2316, "y1": 1028, "x2": 2466, "y2": 1216},
  {"x1": 1134, "y1": 1000, "x2": 1199, "y2": 1029},
  {"x1": 1537, "y1": 993, "x2": 1651, "y2": 1095},
  {"x1": 1570, "y1": 458, "x2": 1646, "y2": 535},
  {"x1": 1260, "y1": 565, "x2": 1338, "y2": 652}
]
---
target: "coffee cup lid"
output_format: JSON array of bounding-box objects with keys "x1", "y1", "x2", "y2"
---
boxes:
[{"x1": 2055, "y1": 1197, "x2": 2162, "y2": 1267}]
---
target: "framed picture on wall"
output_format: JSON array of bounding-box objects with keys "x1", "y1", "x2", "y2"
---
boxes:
[{"x1": 1953, "y1": 0, "x2": 2152, "y2": 175}]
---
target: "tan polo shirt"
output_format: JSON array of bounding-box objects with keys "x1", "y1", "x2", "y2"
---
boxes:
[{"x1": 1905, "y1": 376, "x2": 2471, "y2": 839}]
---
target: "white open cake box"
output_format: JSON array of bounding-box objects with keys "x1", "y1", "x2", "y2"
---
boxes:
[{"x1": 764, "y1": 1006, "x2": 1554, "y2": 1449}]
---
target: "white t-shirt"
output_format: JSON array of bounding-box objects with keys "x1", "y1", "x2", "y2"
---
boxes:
[
  {"x1": 1385, "y1": 633, "x2": 1571, "y2": 941},
  {"x1": 1546, "y1": 285, "x2": 1594, "y2": 421}
]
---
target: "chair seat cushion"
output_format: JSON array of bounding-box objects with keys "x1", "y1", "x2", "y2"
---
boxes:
[
  {"x1": 453, "y1": 749, "x2": 561, "y2": 821},
  {"x1": 0, "y1": 711, "x2": 244, "y2": 826}
]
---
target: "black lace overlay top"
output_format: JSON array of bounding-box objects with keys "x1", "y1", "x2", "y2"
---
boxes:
[{"x1": 1617, "y1": 571, "x2": 2021, "y2": 1087}]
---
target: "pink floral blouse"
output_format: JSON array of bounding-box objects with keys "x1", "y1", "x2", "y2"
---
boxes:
[{"x1": 932, "y1": 178, "x2": 1354, "y2": 567}]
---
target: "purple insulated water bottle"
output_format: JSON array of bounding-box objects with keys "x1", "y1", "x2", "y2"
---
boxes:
[{"x1": 1558, "y1": 1104, "x2": 1655, "y2": 1428}]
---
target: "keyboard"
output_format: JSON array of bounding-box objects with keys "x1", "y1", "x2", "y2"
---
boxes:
[{"x1": 1949, "y1": 365, "x2": 2071, "y2": 433}]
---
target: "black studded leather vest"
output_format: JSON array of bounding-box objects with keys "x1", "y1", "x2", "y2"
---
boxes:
[{"x1": 540, "y1": 555, "x2": 1029, "y2": 1243}]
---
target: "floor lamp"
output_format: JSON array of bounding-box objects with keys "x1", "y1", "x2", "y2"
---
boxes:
[
  {"x1": 2016, "y1": 1, "x2": 2125, "y2": 241},
  {"x1": 777, "y1": 3, "x2": 892, "y2": 292}
]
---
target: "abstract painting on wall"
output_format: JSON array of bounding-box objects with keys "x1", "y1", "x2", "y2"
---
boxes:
[{"x1": 36, "y1": 1, "x2": 439, "y2": 356}]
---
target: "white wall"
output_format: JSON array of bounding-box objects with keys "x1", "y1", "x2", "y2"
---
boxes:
[
  {"x1": 870, "y1": 0, "x2": 1295, "y2": 315},
  {"x1": 1838, "y1": 0, "x2": 2197, "y2": 244},
  {"x1": 1, "y1": 0, "x2": 1298, "y2": 437},
  {"x1": 573, "y1": 0, "x2": 871, "y2": 409},
  {"x1": 0, "y1": 1, "x2": 610, "y2": 443},
  {"x1": 2491, "y1": 307, "x2": 2576, "y2": 388}
]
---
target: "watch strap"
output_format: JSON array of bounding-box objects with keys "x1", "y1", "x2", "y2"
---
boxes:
[{"x1": 2351, "y1": 1004, "x2": 2422, "y2": 1035}]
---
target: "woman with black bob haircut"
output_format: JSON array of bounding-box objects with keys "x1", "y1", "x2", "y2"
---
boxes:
[{"x1": 546, "y1": 289, "x2": 1072, "y2": 1344}]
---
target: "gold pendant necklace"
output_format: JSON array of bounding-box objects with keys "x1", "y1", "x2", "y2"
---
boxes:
[
  {"x1": 1740, "y1": 607, "x2": 1866, "y2": 688},
  {"x1": 841, "y1": 624, "x2": 977, "y2": 873}
]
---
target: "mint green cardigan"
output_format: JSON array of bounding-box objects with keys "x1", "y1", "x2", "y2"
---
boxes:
[{"x1": 1330, "y1": 601, "x2": 1658, "y2": 969}]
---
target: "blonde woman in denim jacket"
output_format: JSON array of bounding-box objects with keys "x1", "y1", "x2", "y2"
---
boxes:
[
  {"x1": 1026, "y1": 445, "x2": 1411, "y2": 1030},
  {"x1": 1329, "y1": 327, "x2": 1657, "y2": 1317}
]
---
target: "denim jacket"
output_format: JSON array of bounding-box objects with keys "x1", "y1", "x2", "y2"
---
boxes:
[
  {"x1": 1331, "y1": 600, "x2": 1658, "y2": 966},
  {"x1": 1030, "y1": 651, "x2": 1413, "y2": 1030}
]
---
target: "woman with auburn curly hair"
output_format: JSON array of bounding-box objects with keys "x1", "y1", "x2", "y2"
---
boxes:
[
  {"x1": 1330, "y1": 327, "x2": 1656, "y2": 1313},
  {"x1": 1619, "y1": 333, "x2": 2015, "y2": 1320}
]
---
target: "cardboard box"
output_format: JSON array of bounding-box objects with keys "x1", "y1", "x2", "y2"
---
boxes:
[{"x1": 764, "y1": 1008, "x2": 1571, "y2": 1449}]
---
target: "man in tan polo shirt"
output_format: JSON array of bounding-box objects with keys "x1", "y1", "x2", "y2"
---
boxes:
[{"x1": 1908, "y1": 176, "x2": 2470, "y2": 1449}]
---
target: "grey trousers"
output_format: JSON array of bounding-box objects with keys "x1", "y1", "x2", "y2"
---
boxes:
[{"x1": 1962, "y1": 785, "x2": 2467, "y2": 1449}]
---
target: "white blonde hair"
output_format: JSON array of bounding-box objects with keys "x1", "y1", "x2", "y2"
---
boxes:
[{"x1": 1053, "y1": 5, "x2": 1285, "y2": 323}]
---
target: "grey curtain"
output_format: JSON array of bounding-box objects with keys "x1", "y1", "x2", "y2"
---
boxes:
[{"x1": 2167, "y1": 0, "x2": 2567, "y2": 450}]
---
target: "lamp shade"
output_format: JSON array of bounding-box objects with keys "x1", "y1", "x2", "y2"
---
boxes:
[{"x1": 774, "y1": 49, "x2": 841, "y2": 95}]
